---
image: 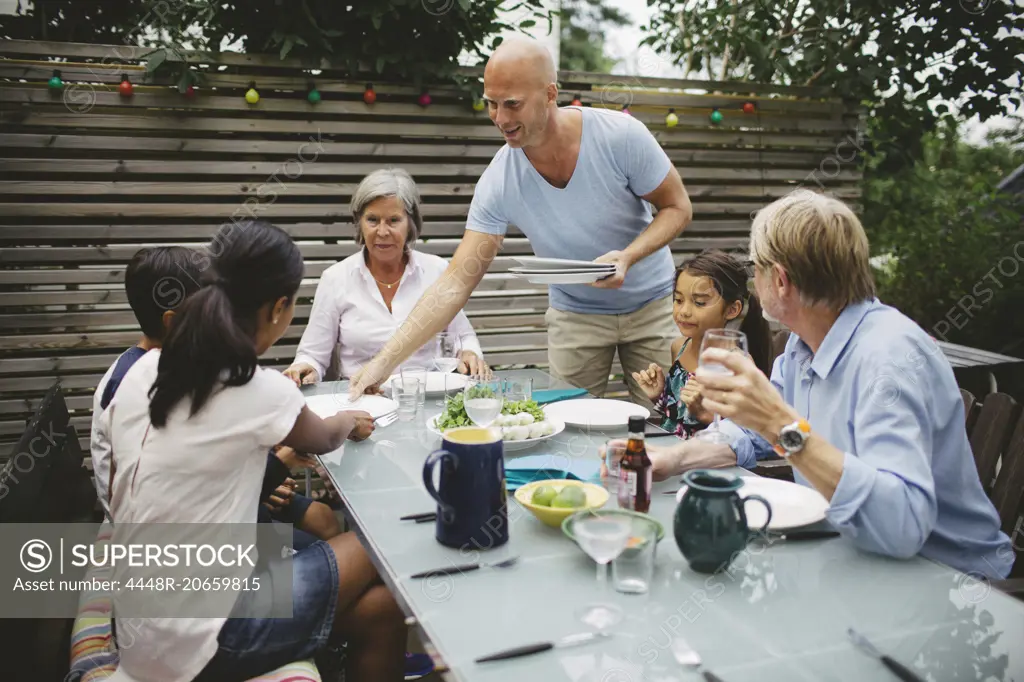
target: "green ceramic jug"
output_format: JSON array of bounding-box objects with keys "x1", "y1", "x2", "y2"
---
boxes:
[{"x1": 673, "y1": 469, "x2": 772, "y2": 574}]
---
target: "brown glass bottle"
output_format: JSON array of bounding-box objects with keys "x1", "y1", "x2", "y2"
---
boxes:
[{"x1": 617, "y1": 416, "x2": 653, "y2": 512}]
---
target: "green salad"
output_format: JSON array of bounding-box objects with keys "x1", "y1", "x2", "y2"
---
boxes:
[{"x1": 434, "y1": 393, "x2": 546, "y2": 431}]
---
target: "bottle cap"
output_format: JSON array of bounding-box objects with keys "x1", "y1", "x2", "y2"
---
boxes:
[{"x1": 628, "y1": 416, "x2": 646, "y2": 432}]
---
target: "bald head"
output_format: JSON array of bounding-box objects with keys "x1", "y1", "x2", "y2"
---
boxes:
[{"x1": 486, "y1": 35, "x2": 557, "y2": 88}]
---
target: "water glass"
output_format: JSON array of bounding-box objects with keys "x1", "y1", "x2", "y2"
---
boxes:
[
  {"x1": 402, "y1": 365, "x2": 428, "y2": 408},
  {"x1": 463, "y1": 377, "x2": 504, "y2": 427},
  {"x1": 393, "y1": 378, "x2": 421, "y2": 422},
  {"x1": 695, "y1": 328, "x2": 748, "y2": 444},
  {"x1": 602, "y1": 440, "x2": 625, "y2": 501},
  {"x1": 505, "y1": 377, "x2": 533, "y2": 404},
  {"x1": 612, "y1": 522, "x2": 657, "y2": 594}
]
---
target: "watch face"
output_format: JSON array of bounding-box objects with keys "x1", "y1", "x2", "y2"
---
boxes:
[{"x1": 780, "y1": 429, "x2": 804, "y2": 450}]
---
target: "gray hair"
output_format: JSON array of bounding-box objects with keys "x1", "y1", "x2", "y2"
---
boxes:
[{"x1": 350, "y1": 168, "x2": 423, "y2": 249}]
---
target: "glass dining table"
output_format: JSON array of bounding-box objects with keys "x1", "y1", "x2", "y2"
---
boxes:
[{"x1": 306, "y1": 369, "x2": 1024, "y2": 682}]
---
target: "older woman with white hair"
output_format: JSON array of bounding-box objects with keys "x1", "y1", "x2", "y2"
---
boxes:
[{"x1": 284, "y1": 168, "x2": 488, "y2": 385}]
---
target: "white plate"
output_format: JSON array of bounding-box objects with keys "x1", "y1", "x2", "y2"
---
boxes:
[
  {"x1": 510, "y1": 267, "x2": 617, "y2": 275},
  {"x1": 381, "y1": 371, "x2": 468, "y2": 395},
  {"x1": 541, "y1": 398, "x2": 650, "y2": 429},
  {"x1": 511, "y1": 256, "x2": 617, "y2": 270},
  {"x1": 673, "y1": 476, "x2": 829, "y2": 531},
  {"x1": 509, "y1": 270, "x2": 614, "y2": 285},
  {"x1": 425, "y1": 413, "x2": 566, "y2": 451},
  {"x1": 305, "y1": 393, "x2": 398, "y2": 420}
]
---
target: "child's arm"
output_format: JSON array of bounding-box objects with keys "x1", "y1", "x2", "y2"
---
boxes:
[{"x1": 280, "y1": 406, "x2": 366, "y2": 454}]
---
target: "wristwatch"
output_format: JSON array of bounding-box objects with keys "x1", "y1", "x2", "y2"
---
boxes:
[{"x1": 773, "y1": 418, "x2": 811, "y2": 457}]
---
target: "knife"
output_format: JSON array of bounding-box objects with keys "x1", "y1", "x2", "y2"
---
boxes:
[
  {"x1": 475, "y1": 631, "x2": 610, "y2": 663},
  {"x1": 848, "y1": 628, "x2": 924, "y2": 682},
  {"x1": 768, "y1": 530, "x2": 840, "y2": 541}
]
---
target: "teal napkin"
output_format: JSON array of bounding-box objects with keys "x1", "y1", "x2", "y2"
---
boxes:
[
  {"x1": 532, "y1": 388, "x2": 589, "y2": 405},
  {"x1": 504, "y1": 454, "x2": 602, "y2": 491}
]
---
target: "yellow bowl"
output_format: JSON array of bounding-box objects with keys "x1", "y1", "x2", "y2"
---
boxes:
[{"x1": 513, "y1": 479, "x2": 609, "y2": 528}]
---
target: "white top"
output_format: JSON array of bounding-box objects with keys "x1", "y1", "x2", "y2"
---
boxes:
[
  {"x1": 105, "y1": 349, "x2": 306, "y2": 682},
  {"x1": 89, "y1": 362, "x2": 117, "y2": 520},
  {"x1": 292, "y1": 249, "x2": 484, "y2": 380}
]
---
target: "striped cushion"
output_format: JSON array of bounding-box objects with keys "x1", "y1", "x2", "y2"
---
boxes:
[
  {"x1": 70, "y1": 611, "x2": 322, "y2": 682},
  {"x1": 69, "y1": 530, "x2": 321, "y2": 682}
]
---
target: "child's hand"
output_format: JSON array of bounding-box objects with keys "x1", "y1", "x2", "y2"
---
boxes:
[
  {"x1": 680, "y1": 378, "x2": 713, "y2": 424},
  {"x1": 273, "y1": 445, "x2": 315, "y2": 470},
  {"x1": 631, "y1": 363, "x2": 666, "y2": 401},
  {"x1": 346, "y1": 410, "x2": 376, "y2": 441},
  {"x1": 263, "y1": 479, "x2": 296, "y2": 511}
]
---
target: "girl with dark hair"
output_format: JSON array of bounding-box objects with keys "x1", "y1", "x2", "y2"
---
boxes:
[
  {"x1": 632, "y1": 249, "x2": 773, "y2": 438},
  {"x1": 106, "y1": 221, "x2": 405, "y2": 682}
]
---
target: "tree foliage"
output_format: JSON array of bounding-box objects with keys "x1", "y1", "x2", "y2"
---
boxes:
[
  {"x1": 558, "y1": 0, "x2": 630, "y2": 73},
  {"x1": 864, "y1": 121, "x2": 1024, "y2": 355},
  {"x1": 642, "y1": 0, "x2": 1024, "y2": 168},
  {"x1": 0, "y1": 0, "x2": 555, "y2": 83}
]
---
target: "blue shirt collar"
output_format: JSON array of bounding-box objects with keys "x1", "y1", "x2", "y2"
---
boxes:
[{"x1": 792, "y1": 298, "x2": 878, "y2": 379}]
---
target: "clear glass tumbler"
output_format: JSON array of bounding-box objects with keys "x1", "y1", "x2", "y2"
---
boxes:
[
  {"x1": 612, "y1": 521, "x2": 657, "y2": 594},
  {"x1": 401, "y1": 365, "x2": 428, "y2": 409},
  {"x1": 393, "y1": 378, "x2": 421, "y2": 422}
]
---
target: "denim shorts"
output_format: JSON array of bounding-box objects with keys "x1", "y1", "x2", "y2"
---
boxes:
[{"x1": 192, "y1": 539, "x2": 339, "y2": 682}]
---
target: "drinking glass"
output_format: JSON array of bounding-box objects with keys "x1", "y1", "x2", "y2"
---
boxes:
[
  {"x1": 393, "y1": 378, "x2": 421, "y2": 422},
  {"x1": 601, "y1": 440, "x2": 625, "y2": 501},
  {"x1": 505, "y1": 377, "x2": 533, "y2": 404},
  {"x1": 463, "y1": 377, "x2": 504, "y2": 427},
  {"x1": 612, "y1": 522, "x2": 657, "y2": 594},
  {"x1": 401, "y1": 365, "x2": 428, "y2": 409},
  {"x1": 434, "y1": 332, "x2": 462, "y2": 406},
  {"x1": 695, "y1": 328, "x2": 748, "y2": 444},
  {"x1": 573, "y1": 514, "x2": 632, "y2": 630}
]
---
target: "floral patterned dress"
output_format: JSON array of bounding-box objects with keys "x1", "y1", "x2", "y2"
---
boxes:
[{"x1": 654, "y1": 339, "x2": 705, "y2": 439}]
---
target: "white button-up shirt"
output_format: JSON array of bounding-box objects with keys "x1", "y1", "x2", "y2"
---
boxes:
[{"x1": 293, "y1": 248, "x2": 484, "y2": 380}]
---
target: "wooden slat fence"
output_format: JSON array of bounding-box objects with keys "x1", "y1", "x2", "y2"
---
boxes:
[{"x1": 0, "y1": 39, "x2": 864, "y2": 460}]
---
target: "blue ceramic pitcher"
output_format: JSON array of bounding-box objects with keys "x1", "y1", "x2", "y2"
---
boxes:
[
  {"x1": 423, "y1": 426, "x2": 509, "y2": 549},
  {"x1": 673, "y1": 469, "x2": 772, "y2": 574}
]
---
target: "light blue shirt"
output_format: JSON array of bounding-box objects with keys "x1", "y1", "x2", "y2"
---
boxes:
[
  {"x1": 465, "y1": 106, "x2": 675, "y2": 315},
  {"x1": 721, "y1": 299, "x2": 1014, "y2": 579}
]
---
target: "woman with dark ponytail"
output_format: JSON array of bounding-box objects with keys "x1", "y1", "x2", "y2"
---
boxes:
[
  {"x1": 107, "y1": 221, "x2": 406, "y2": 682},
  {"x1": 632, "y1": 249, "x2": 774, "y2": 438}
]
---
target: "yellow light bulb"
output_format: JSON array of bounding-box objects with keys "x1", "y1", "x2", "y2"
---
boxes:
[
  {"x1": 245, "y1": 88, "x2": 260, "y2": 104},
  {"x1": 666, "y1": 112, "x2": 679, "y2": 128}
]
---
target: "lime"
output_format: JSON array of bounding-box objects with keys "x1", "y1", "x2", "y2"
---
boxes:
[
  {"x1": 531, "y1": 485, "x2": 558, "y2": 507},
  {"x1": 551, "y1": 486, "x2": 587, "y2": 509}
]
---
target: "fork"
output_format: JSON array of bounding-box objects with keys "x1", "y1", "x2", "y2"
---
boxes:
[
  {"x1": 671, "y1": 637, "x2": 726, "y2": 682},
  {"x1": 375, "y1": 412, "x2": 398, "y2": 428}
]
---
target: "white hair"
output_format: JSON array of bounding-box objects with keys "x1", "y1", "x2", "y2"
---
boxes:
[{"x1": 350, "y1": 168, "x2": 423, "y2": 247}]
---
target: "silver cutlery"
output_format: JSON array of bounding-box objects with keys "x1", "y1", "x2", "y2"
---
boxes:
[
  {"x1": 848, "y1": 628, "x2": 924, "y2": 682},
  {"x1": 476, "y1": 630, "x2": 610, "y2": 663},
  {"x1": 410, "y1": 555, "x2": 518, "y2": 580},
  {"x1": 374, "y1": 411, "x2": 398, "y2": 428},
  {"x1": 671, "y1": 637, "x2": 726, "y2": 682}
]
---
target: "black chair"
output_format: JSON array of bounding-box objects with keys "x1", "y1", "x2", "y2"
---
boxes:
[{"x1": 0, "y1": 381, "x2": 98, "y2": 682}]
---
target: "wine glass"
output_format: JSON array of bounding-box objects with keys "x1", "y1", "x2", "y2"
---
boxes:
[
  {"x1": 695, "y1": 328, "x2": 748, "y2": 444},
  {"x1": 463, "y1": 377, "x2": 504, "y2": 428},
  {"x1": 573, "y1": 514, "x2": 632, "y2": 630},
  {"x1": 433, "y1": 332, "x2": 461, "y2": 374},
  {"x1": 433, "y1": 332, "x2": 462, "y2": 405}
]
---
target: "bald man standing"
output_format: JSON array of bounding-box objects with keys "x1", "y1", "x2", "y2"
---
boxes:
[{"x1": 350, "y1": 37, "x2": 692, "y2": 405}]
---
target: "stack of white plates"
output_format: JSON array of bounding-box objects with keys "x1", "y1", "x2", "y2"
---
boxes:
[{"x1": 508, "y1": 256, "x2": 616, "y2": 284}]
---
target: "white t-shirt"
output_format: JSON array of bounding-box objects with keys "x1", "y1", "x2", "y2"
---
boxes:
[
  {"x1": 90, "y1": 362, "x2": 118, "y2": 520},
  {"x1": 106, "y1": 349, "x2": 306, "y2": 682}
]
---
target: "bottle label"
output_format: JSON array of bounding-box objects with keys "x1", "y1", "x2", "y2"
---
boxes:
[{"x1": 618, "y1": 470, "x2": 638, "y2": 509}]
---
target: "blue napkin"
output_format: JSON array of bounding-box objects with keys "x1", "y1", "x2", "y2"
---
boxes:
[
  {"x1": 532, "y1": 388, "x2": 589, "y2": 405},
  {"x1": 504, "y1": 453, "x2": 602, "y2": 491}
]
